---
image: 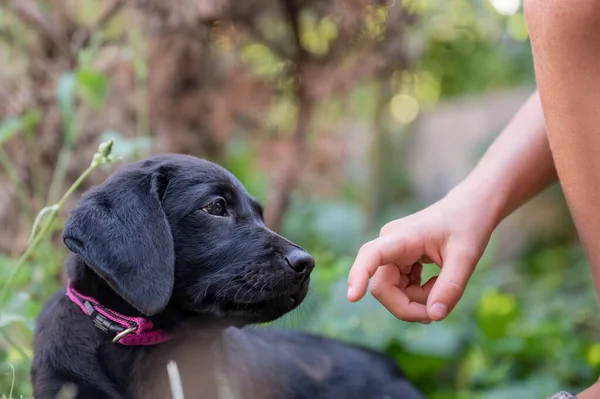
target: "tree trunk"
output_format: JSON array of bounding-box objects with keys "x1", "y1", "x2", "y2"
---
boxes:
[
  {"x1": 265, "y1": 98, "x2": 313, "y2": 232},
  {"x1": 365, "y1": 81, "x2": 390, "y2": 233}
]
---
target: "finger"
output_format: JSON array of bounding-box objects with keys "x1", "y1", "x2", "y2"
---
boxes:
[
  {"x1": 405, "y1": 275, "x2": 437, "y2": 304},
  {"x1": 348, "y1": 235, "x2": 422, "y2": 302},
  {"x1": 379, "y1": 263, "x2": 403, "y2": 287},
  {"x1": 408, "y1": 263, "x2": 422, "y2": 286},
  {"x1": 370, "y1": 265, "x2": 431, "y2": 322},
  {"x1": 379, "y1": 219, "x2": 403, "y2": 236},
  {"x1": 404, "y1": 285, "x2": 428, "y2": 304},
  {"x1": 399, "y1": 273, "x2": 410, "y2": 289},
  {"x1": 422, "y1": 275, "x2": 437, "y2": 293},
  {"x1": 369, "y1": 264, "x2": 400, "y2": 295},
  {"x1": 426, "y1": 250, "x2": 475, "y2": 321}
]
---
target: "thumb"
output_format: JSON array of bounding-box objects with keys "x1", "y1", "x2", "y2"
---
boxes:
[{"x1": 426, "y1": 249, "x2": 476, "y2": 321}]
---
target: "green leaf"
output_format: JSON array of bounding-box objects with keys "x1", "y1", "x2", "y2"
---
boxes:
[
  {"x1": 4, "y1": 292, "x2": 29, "y2": 312},
  {"x1": 283, "y1": 200, "x2": 367, "y2": 255},
  {"x1": 56, "y1": 72, "x2": 77, "y2": 144},
  {"x1": 2, "y1": 293, "x2": 35, "y2": 332},
  {"x1": 477, "y1": 290, "x2": 519, "y2": 341},
  {"x1": 0, "y1": 110, "x2": 42, "y2": 149},
  {"x1": 386, "y1": 340, "x2": 452, "y2": 383},
  {"x1": 0, "y1": 117, "x2": 23, "y2": 146},
  {"x1": 484, "y1": 376, "x2": 561, "y2": 399},
  {"x1": 29, "y1": 205, "x2": 59, "y2": 244},
  {"x1": 1, "y1": 291, "x2": 37, "y2": 332},
  {"x1": 400, "y1": 321, "x2": 465, "y2": 358},
  {"x1": 224, "y1": 139, "x2": 269, "y2": 203},
  {"x1": 0, "y1": 314, "x2": 29, "y2": 329},
  {"x1": 57, "y1": 72, "x2": 76, "y2": 120},
  {"x1": 76, "y1": 67, "x2": 109, "y2": 110},
  {"x1": 240, "y1": 42, "x2": 283, "y2": 77},
  {"x1": 21, "y1": 109, "x2": 42, "y2": 131}
]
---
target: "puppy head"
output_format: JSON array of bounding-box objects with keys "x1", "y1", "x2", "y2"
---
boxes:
[{"x1": 62, "y1": 154, "x2": 314, "y2": 324}]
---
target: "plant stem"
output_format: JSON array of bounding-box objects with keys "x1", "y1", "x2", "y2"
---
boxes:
[
  {"x1": 8, "y1": 362, "x2": 15, "y2": 398},
  {"x1": 24, "y1": 127, "x2": 46, "y2": 205},
  {"x1": 48, "y1": 113, "x2": 81, "y2": 204},
  {"x1": 0, "y1": 163, "x2": 95, "y2": 305},
  {"x1": 0, "y1": 328, "x2": 30, "y2": 362},
  {"x1": 0, "y1": 147, "x2": 34, "y2": 221},
  {"x1": 47, "y1": 147, "x2": 74, "y2": 205},
  {"x1": 0, "y1": 138, "x2": 114, "y2": 365}
]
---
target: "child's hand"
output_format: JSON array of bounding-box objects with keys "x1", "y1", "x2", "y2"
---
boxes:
[{"x1": 347, "y1": 189, "x2": 496, "y2": 323}]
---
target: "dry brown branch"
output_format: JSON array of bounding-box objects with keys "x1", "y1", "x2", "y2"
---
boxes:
[
  {"x1": 263, "y1": 0, "x2": 412, "y2": 230},
  {"x1": 72, "y1": 0, "x2": 126, "y2": 53},
  {"x1": 264, "y1": 100, "x2": 313, "y2": 231},
  {"x1": 264, "y1": 0, "x2": 314, "y2": 231},
  {"x1": 281, "y1": 0, "x2": 307, "y2": 62},
  {"x1": 8, "y1": 0, "x2": 60, "y2": 46},
  {"x1": 0, "y1": 0, "x2": 413, "y2": 243}
]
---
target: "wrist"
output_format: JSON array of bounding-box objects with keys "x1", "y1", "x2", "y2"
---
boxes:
[{"x1": 446, "y1": 176, "x2": 507, "y2": 232}]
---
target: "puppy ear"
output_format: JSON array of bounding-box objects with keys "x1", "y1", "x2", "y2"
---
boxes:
[{"x1": 62, "y1": 163, "x2": 174, "y2": 316}]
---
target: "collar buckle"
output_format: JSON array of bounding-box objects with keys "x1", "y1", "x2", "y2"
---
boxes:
[
  {"x1": 67, "y1": 281, "x2": 170, "y2": 346},
  {"x1": 83, "y1": 300, "x2": 138, "y2": 340},
  {"x1": 112, "y1": 326, "x2": 137, "y2": 343}
]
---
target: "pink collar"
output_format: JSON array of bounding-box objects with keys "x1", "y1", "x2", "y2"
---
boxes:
[{"x1": 66, "y1": 280, "x2": 171, "y2": 346}]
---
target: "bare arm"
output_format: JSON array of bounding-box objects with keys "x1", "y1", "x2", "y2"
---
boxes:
[
  {"x1": 348, "y1": 90, "x2": 557, "y2": 322},
  {"x1": 451, "y1": 89, "x2": 556, "y2": 227},
  {"x1": 525, "y1": 1, "x2": 600, "y2": 396}
]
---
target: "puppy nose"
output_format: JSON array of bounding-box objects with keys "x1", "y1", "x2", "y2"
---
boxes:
[{"x1": 285, "y1": 250, "x2": 315, "y2": 274}]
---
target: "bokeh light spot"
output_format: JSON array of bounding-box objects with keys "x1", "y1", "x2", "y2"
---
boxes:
[
  {"x1": 489, "y1": 0, "x2": 520, "y2": 16},
  {"x1": 390, "y1": 94, "x2": 419, "y2": 125},
  {"x1": 507, "y1": 13, "x2": 529, "y2": 41}
]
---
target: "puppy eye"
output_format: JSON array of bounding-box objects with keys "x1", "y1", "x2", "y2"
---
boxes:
[{"x1": 201, "y1": 199, "x2": 227, "y2": 216}]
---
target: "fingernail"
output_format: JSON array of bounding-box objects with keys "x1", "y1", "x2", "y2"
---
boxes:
[
  {"x1": 430, "y1": 303, "x2": 448, "y2": 320},
  {"x1": 347, "y1": 286, "x2": 354, "y2": 299}
]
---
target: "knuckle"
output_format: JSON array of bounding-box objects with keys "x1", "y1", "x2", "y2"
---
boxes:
[
  {"x1": 379, "y1": 223, "x2": 393, "y2": 236},
  {"x1": 444, "y1": 280, "x2": 466, "y2": 300},
  {"x1": 358, "y1": 241, "x2": 375, "y2": 257},
  {"x1": 404, "y1": 235, "x2": 420, "y2": 251},
  {"x1": 380, "y1": 218, "x2": 414, "y2": 237},
  {"x1": 369, "y1": 281, "x2": 384, "y2": 298}
]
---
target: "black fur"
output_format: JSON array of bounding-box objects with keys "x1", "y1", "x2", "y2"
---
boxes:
[{"x1": 31, "y1": 154, "x2": 424, "y2": 399}]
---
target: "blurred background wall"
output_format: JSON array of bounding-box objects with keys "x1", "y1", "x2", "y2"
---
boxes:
[{"x1": 0, "y1": 1, "x2": 597, "y2": 398}]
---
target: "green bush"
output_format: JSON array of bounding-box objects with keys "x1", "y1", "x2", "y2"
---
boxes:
[{"x1": 1, "y1": 2, "x2": 597, "y2": 398}]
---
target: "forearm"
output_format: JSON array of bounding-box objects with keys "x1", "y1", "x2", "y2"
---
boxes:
[
  {"x1": 525, "y1": 0, "x2": 600, "y2": 303},
  {"x1": 448, "y1": 90, "x2": 557, "y2": 228}
]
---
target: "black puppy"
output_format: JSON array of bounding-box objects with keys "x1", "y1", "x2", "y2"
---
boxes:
[{"x1": 31, "y1": 154, "x2": 424, "y2": 399}]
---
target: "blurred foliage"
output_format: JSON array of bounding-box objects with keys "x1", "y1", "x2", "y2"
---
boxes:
[{"x1": 0, "y1": 1, "x2": 597, "y2": 399}]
